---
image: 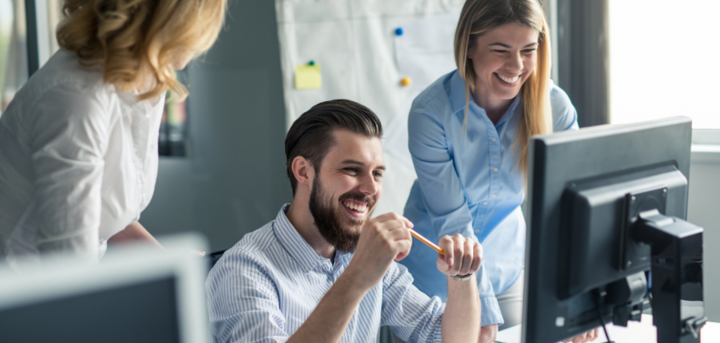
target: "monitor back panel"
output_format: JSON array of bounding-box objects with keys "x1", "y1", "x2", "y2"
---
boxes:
[
  {"x1": 0, "y1": 277, "x2": 179, "y2": 343},
  {"x1": 523, "y1": 117, "x2": 692, "y2": 343}
]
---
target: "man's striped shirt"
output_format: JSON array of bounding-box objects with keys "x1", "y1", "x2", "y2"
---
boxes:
[{"x1": 206, "y1": 205, "x2": 446, "y2": 343}]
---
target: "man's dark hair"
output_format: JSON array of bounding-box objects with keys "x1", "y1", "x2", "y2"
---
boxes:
[{"x1": 285, "y1": 99, "x2": 383, "y2": 196}]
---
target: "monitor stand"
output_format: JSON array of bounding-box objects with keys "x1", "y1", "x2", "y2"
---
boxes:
[{"x1": 631, "y1": 209, "x2": 706, "y2": 343}]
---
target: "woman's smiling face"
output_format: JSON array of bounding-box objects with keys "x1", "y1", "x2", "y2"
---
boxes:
[{"x1": 468, "y1": 22, "x2": 540, "y2": 107}]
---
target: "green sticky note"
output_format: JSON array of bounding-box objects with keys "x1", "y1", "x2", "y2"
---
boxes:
[{"x1": 295, "y1": 64, "x2": 322, "y2": 89}]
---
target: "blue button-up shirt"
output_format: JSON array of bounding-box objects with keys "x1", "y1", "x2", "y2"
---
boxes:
[
  {"x1": 400, "y1": 70, "x2": 578, "y2": 327},
  {"x1": 206, "y1": 205, "x2": 447, "y2": 343}
]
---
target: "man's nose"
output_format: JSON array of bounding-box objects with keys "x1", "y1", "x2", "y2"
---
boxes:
[{"x1": 358, "y1": 173, "x2": 379, "y2": 196}]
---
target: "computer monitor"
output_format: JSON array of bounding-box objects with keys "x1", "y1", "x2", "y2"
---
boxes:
[
  {"x1": 0, "y1": 235, "x2": 211, "y2": 343},
  {"x1": 523, "y1": 116, "x2": 705, "y2": 343}
]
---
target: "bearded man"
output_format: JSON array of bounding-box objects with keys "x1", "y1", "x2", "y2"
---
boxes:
[{"x1": 206, "y1": 100, "x2": 488, "y2": 343}]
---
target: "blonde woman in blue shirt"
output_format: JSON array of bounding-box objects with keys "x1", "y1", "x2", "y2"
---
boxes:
[{"x1": 400, "y1": 0, "x2": 599, "y2": 342}]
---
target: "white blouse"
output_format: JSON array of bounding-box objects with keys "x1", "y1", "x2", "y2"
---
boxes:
[{"x1": 0, "y1": 50, "x2": 164, "y2": 265}]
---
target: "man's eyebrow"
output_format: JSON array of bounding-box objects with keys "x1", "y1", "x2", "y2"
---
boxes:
[
  {"x1": 340, "y1": 159, "x2": 364, "y2": 166},
  {"x1": 340, "y1": 159, "x2": 386, "y2": 171},
  {"x1": 489, "y1": 42, "x2": 538, "y2": 48}
]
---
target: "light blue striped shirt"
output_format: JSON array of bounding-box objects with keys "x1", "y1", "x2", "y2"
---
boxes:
[
  {"x1": 206, "y1": 205, "x2": 447, "y2": 343},
  {"x1": 400, "y1": 70, "x2": 578, "y2": 327}
]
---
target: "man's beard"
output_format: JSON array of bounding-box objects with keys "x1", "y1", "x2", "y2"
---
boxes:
[{"x1": 308, "y1": 176, "x2": 375, "y2": 252}]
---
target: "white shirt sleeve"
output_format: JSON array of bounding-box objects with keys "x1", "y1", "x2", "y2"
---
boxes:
[{"x1": 30, "y1": 83, "x2": 111, "y2": 259}]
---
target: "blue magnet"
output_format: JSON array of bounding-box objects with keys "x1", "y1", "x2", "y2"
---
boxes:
[
  {"x1": 308, "y1": 60, "x2": 316, "y2": 66},
  {"x1": 395, "y1": 27, "x2": 404, "y2": 36}
]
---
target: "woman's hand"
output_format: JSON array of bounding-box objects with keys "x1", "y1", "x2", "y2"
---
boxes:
[
  {"x1": 478, "y1": 324, "x2": 498, "y2": 343},
  {"x1": 108, "y1": 222, "x2": 163, "y2": 248},
  {"x1": 563, "y1": 328, "x2": 600, "y2": 343}
]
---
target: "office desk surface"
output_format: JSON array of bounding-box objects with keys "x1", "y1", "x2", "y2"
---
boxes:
[{"x1": 495, "y1": 315, "x2": 719, "y2": 343}]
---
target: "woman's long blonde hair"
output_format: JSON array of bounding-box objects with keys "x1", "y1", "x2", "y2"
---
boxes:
[
  {"x1": 454, "y1": 0, "x2": 553, "y2": 174},
  {"x1": 57, "y1": 0, "x2": 226, "y2": 101}
]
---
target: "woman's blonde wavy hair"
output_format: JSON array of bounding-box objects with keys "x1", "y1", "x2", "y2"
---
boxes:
[
  {"x1": 57, "y1": 0, "x2": 227, "y2": 101},
  {"x1": 454, "y1": 0, "x2": 553, "y2": 175}
]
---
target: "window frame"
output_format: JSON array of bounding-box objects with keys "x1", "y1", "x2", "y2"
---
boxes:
[{"x1": 24, "y1": 0, "x2": 52, "y2": 76}]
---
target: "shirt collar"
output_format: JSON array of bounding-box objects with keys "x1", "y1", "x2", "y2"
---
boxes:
[
  {"x1": 449, "y1": 70, "x2": 469, "y2": 114},
  {"x1": 448, "y1": 69, "x2": 522, "y2": 126},
  {"x1": 273, "y1": 204, "x2": 352, "y2": 273},
  {"x1": 496, "y1": 95, "x2": 522, "y2": 127}
]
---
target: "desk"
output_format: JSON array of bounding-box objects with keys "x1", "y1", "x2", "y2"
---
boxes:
[{"x1": 495, "y1": 315, "x2": 720, "y2": 343}]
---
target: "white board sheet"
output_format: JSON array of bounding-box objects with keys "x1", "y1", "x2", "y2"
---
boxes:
[{"x1": 276, "y1": 0, "x2": 463, "y2": 215}]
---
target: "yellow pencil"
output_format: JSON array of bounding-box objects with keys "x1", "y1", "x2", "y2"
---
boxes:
[{"x1": 409, "y1": 228, "x2": 445, "y2": 255}]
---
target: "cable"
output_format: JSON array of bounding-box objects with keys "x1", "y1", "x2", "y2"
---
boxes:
[
  {"x1": 594, "y1": 291, "x2": 613, "y2": 343},
  {"x1": 595, "y1": 308, "x2": 611, "y2": 343}
]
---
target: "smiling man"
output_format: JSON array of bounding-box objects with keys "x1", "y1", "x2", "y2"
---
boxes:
[{"x1": 206, "y1": 100, "x2": 486, "y2": 343}]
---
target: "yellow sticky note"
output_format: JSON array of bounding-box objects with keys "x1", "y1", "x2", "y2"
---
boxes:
[{"x1": 295, "y1": 64, "x2": 322, "y2": 89}]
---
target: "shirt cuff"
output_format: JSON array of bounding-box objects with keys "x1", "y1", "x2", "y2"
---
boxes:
[{"x1": 480, "y1": 296, "x2": 504, "y2": 327}]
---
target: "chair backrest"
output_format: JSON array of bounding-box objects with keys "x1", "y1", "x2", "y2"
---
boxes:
[{"x1": 207, "y1": 250, "x2": 226, "y2": 272}]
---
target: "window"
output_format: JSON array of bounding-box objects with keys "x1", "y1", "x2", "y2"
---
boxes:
[
  {"x1": 0, "y1": 0, "x2": 29, "y2": 115},
  {"x1": 0, "y1": 0, "x2": 63, "y2": 116},
  {"x1": 1, "y1": 1, "x2": 188, "y2": 156},
  {"x1": 609, "y1": 1, "x2": 720, "y2": 130}
]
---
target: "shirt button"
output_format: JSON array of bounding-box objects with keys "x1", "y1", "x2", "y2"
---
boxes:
[
  {"x1": 474, "y1": 229, "x2": 480, "y2": 233},
  {"x1": 483, "y1": 201, "x2": 488, "y2": 205},
  {"x1": 491, "y1": 137, "x2": 497, "y2": 142},
  {"x1": 492, "y1": 194, "x2": 497, "y2": 197},
  {"x1": 493, "y1": 167, "x2": 498, "y2": 172},
  {"x1": 136, "y1": 161, "x2": 144, "y2": 169}
]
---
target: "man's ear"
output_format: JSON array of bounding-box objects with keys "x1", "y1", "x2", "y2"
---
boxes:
[{"x1": 291, "y1": 156, "x2": 314, "y2": 187}]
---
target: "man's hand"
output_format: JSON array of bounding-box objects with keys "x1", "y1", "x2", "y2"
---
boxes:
[
  {"x1": 564, "y1": 328, "x2": 600, "y2": 343},
  {"x1": 344, "y1": 212, "x2": 413, "y2": 292},
  {"x1": 436, "y1": 233, "x2": 482, "y2": 277},
  {"x1": 286, "y1": 212, "x2": 412, "y2": 343},
  {"x1": 439, "y1": 233, "x2": 483, "y2": 342}
]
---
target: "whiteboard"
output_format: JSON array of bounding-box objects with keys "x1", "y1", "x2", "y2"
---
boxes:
[{"x1": 276, "y1": 0, "x2": 465, "y2": 216}]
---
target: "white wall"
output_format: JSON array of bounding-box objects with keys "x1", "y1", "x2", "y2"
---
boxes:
[{"x1": 687, "y1": 149, "x2": 720, "y2": 321}]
